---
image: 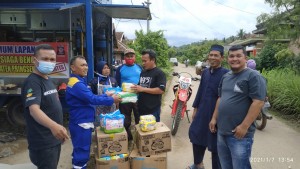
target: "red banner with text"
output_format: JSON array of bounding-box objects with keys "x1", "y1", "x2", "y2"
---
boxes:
[{"x1": 0, "y1": 42, "x2": 69, "y2": 78}]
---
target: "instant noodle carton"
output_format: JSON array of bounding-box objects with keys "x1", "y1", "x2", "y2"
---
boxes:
[
  {"x1": 130, "y1": 148, "x2": 167, "y2": 169},
  {"x1": 135, "y1": 122, "x2": 171, "y2": 156},
  {"x1": 95, "y1": 127, "x2": 128, "y2": 157},
  {"x1": 95, "y1": 151, "x2": 130, "y2": 169}
]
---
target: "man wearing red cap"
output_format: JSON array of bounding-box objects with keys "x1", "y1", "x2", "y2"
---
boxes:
[{"x1": 116, "y1": 48, "x2": 142, "y2": 141}]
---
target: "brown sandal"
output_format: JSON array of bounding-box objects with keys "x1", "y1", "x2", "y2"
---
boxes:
[{"x1": 187, "y1": 164, "x2": 205, "y2": 169}]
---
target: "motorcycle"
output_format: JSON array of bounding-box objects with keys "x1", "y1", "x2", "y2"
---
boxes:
[
  {"x1": 170, "y1": 72, "x2": 199, "y2": 135},
  {"x1": 255, "y1": 97, "x2": 272, "y2": 130}
]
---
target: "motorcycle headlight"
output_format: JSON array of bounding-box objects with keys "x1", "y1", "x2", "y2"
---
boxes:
[{"x1": 180, "y1": 82, "x2": 189, "y2": 89}]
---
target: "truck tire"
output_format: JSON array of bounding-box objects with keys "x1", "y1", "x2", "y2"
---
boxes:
[{"x1": 6, "y1": 98, "x2": 25, "y2": 126}]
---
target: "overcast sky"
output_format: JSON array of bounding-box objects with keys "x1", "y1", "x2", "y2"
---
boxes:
[{"x1": 112, "y1": 0, "x2": 273, "y2": 47}]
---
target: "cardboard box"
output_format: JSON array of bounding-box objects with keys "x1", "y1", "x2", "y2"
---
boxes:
[
  {"x1": 135, "y1": 122, "x2": 171, "y2": 156},
  {"x1": 95, "y1": 127, "x2": 128, "y2": 157},
  {"x1": 95, "y1": 151, "x2": 130, "y2": 169},
  {"x1": 130, "y1": 149, "x2": 167, "y2": 169}
]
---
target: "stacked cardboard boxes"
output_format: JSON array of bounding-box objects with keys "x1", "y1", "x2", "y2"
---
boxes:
[
  {"x1": 130, "y1": 149, "x2": 167, "y2": 169},
  {"x1": 130, "y1": 122, "x2": 171, "y2": 169},
  {"x1": 95, "y1": 126, "x2": 130, "y2": 169}
]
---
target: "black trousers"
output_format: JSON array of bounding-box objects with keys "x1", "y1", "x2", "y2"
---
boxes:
[
  {"x1": 193, "y1": 143, "x2": 222, "y2": 169},
  {"x1": 119, "y1": 102, "x2": 139, "y2": 140},
  {"x1": 29, "y1": 144, "x2": 61, "y2": 169}
]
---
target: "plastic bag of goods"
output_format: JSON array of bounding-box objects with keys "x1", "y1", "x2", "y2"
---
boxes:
[
  {"x1": 122, "y1": 83, "x2": 135, "y2": 92},
  {"x1": 103, "y1": 86, "x2": 122, "y2": 94},
  {"x1": 139, "y1": 115, "x2": 156, "y2": 132},
  {"x1": 99, "y1": 109, "x2": 125, "y2": 134},
  {"x1": 118, "y1": 91, "x2": 138, "y2": 103},
  {"x1": 99, "y1": 153, "x2": 128, "y2": 161}
]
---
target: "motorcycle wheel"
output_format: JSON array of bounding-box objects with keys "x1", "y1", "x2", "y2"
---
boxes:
[
  {"x1": 171, "y1": 100, "x2": 183, "y2": 136},
  {"x1": 255, "y1": 112, "x2": 267, "y2": 130}
]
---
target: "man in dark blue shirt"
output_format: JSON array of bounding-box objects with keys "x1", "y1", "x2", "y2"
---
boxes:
[{"x1": 188, "y1": 45, "x2": 229, "y2": 169}]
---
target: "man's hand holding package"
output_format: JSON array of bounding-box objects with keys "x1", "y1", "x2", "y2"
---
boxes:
[
  {"x1": 131, "y1": 84, "x2": 143, "y2": 93},
  {"x1": 112, "y1": 94, "x2": 122, "y2": 103}
]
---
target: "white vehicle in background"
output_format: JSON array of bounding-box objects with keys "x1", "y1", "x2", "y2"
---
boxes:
[
  {"x1": 195, "y1": 61, "x2": 209, "y2": 75},
  {"x1": 169, "y1": 58, "x2": 178, "y2": 66}
]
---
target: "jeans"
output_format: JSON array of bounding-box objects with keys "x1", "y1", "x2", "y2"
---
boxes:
[
  {"x1": 217, "y1": 133, "x2": 253, "y2": 169},
  {"x1": 29, "y1": 144, "x2": 61, "y2": 169}
]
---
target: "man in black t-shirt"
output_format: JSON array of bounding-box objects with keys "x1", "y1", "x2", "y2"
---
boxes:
[
  {"x1": 131, "y1": 49, "x2": 166, "y2": 122},
  {"x1": 21, "y1": 44, "x2": 69, "y2": 169}
]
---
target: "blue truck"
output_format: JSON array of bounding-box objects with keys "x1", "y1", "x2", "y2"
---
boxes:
[{"x1": 0, "y1": 0, "x2": 151, "y2": 126}]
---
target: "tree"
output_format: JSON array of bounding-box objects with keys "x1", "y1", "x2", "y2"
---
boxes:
[
  {"x1": 237, "y1": 29, "x2": 246, "y2": 40},
  {"x1": 172, "y1": 40, "x2": 224, "y2": 65},
  {"x1": 257, "y1": 41, "x2": 287, "y2": 70},
  {"x1": 258, "y1": 0, "x2": 300, "y2": 41},
  {"x1": 168, "y1": 47, "x2": 177, "y2": 59},
  {"x1": 128, "y1": 30, "x2": 170, "y2": 68}
]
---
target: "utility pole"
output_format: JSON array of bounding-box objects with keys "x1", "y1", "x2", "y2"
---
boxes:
[{"x1": 145, "y1": 0, "x2": 151, "y2": 33}]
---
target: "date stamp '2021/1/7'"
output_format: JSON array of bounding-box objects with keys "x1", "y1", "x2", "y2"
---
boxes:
[{"x1": 250, "y1": 157, "x2": 294, "y2": 163}]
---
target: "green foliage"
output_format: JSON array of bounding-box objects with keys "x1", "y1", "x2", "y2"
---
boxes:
[
  {"x1": 292, "y1": 54, "x2": 300, "y2": 73},
  {"x1": 168, "y1": 48, "x2": 176, "y2": 59},
  {"x1": 259, "y1": 0, "x2": 300, "y2": 41},
  {"x1": 262, "y1": 68, "x2": 300, "y2": 119},
  {"x1": 275, "y1": 48, "x2": 294, "y2": 62},
  {"x1": 278, "y1": 53, "x2": 300, "y2": 74},
  {"x1": 256, "y1": 41, "x2": 287, "y2": 70},
  {"x1": 275, "y1": 48, "x2": 295, "y2": 68},
  {"x1": 171, "y1": 40, "x2": 224, "y2": 65},
  {"x1": 128, "y1": 30, "x2": 170, "y2": 68},
  {"x1": 237, "y1": 29, "x2": 246, "y2": 40},
  {"x1": 126, "y1": 29, "x2": 172, "y2": 79}
]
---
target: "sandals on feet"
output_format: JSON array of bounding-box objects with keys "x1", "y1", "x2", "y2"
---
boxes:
[{"x1": 186, "y1": 164, "x2": 205, "y2": 169}]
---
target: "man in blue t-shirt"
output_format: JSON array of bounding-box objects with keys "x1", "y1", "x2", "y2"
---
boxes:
[
  {"x1": 209, "y1": 45, "x2": 267, "y2": 169},
  {"x1": 116, "y1": 48, "x2": 142, "y2": 141}
]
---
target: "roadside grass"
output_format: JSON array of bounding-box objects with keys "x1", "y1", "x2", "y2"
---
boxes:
[
  {"x1": 262, "y1": 68, "x2": 300, "y2": 132},
  {"x1": 262, "y1": 68, "x2": 300, "y2": 123}
]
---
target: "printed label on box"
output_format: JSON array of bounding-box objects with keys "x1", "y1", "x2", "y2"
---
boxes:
[
  {"x1": 136, "y1": 122, "x2": 171, "y2": 156},
  {"x1": 95, "y1": 127, "x2": 128, "y2": 157}
]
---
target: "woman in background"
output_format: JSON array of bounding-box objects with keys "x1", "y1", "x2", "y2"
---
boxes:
[{"x1": 89, "y1": 61, "x2": 118, "y2": 126}]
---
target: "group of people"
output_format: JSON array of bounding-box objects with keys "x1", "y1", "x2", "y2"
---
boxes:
[
  {"x1": 188, "y1": 44, "x2": 266, "y2": 169},
  {"x1": 21, "y1": 44, "x2": 166, "y2": 169},
  {"x1": 21, "y1": 43, "x2": 266, "y2": 169}
]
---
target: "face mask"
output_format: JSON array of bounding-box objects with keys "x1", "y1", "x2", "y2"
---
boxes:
[
  {"x1": 124, "y1": 58, "x2": 135, "y2": 65},
  {"x1": 36, "y1": 59, "x2": 56, "y2": 74}
]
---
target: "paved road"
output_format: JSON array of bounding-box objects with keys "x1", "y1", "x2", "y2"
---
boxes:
[{"x1": 0, "y1": 63, "x2": 300, "y2": 169}]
